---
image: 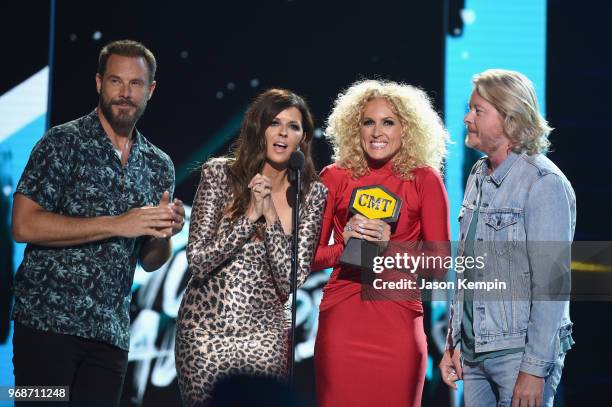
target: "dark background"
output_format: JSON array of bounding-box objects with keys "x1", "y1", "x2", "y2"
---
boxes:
[
  {"x1": 49, "y1": 0, "x2": 445, "y2": 203},
  {"x1": 546, "y1": 1, "x2": 612, "y2": 405},
  {"x1": 2, "y1": 0, "x2": 611, "y2": 405}
]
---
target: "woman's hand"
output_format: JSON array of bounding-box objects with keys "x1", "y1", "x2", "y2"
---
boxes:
[
  {"x1": 247, "y1": 174, "x2": 271, "y2": 223},
  {"x1": 342, "y1": 214, "x2": 391, "y2": 250}
]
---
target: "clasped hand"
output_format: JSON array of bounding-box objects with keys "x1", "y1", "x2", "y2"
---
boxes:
[
  {"x1": 115, "y1": 191, "x2": 185, "y2": 239},
  {"x1": 247, "y1": 174, "x2": 277, "y2": 224}
]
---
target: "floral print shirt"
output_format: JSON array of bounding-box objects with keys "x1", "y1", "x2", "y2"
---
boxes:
[{"x1": 13, "y1": 109, "x2": 175, "y2": 350}]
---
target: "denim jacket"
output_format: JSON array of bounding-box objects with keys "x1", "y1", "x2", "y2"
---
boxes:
[{"x1": 446, "y1": 152, "x2": 576, "y2": 377}]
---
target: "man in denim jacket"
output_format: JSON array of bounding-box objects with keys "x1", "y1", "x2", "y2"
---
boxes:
[{"x1": 439, "y1": 69, "x2": 576, "y2": 407}]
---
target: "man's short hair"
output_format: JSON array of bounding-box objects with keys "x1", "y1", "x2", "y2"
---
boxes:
[
  {"x1": 98, "y1": 40, "x2": 156, "y2": 83},
  {"x1": 473, "y1": 69, "x2": 552, "y2": 155}
]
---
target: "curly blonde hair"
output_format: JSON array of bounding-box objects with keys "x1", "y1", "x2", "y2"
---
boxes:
[
  {"x1": 325, "y1": 79, "x2": 449, "y2": 180},
  {"x1": 473, "y1": 69, "x2": 552, "y2": 155}
]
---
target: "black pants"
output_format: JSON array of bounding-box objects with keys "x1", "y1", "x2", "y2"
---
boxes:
[{"x1": 12, "y1": 322, "x2": 128, "y2": 407}]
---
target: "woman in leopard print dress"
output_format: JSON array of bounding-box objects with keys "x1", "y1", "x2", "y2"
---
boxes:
[{"x1": 175, "y1": 89, "x2": 327, "y2": 406}]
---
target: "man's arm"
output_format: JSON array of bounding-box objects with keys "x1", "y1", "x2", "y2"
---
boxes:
[
  {"x1": 521, "y1": 173, "x2": 574, "y2": 376},
  {"x1": 13, "y1": 127, "x2": 181, "y2": 273},
  {"x1": 12, "y1": 193, "x2": 173, "y2": 247},
  {"x1": 512, "y1": 173, "x2": 575, "y2": 407}
]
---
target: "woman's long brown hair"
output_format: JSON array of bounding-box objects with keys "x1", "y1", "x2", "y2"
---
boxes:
[{"x1": 225, "y1": 89, "x2": 318, "y2": 219}]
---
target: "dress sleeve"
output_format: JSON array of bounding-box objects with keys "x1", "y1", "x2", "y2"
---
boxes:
[
  {"x1": 417, "y1": 168, "x2": 451, "y2": 278},
  {"x1": 418, "y1": 168, "x2": 451, "y2": 242},
  {"x1": 264, "y1": 182, "x2": 327, "y2": 300},
  {"x1": 383, "y1": 168, "x2": 451, "y2": 279},
  {"x1": 186, "y1": 161, "x2": 257, "y2": 278},
  {"x1": 311, "y1": 167, "x2": 344, "y2": 271}
]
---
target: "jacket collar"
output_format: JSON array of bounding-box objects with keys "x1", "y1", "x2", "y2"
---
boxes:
[{"x1": 477, "y1": 151, "x2": 522, "y2": 187}]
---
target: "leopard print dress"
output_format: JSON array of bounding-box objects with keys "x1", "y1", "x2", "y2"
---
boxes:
[{"x1": 175, "y1": 158, "x2": 327, "y2": 406}]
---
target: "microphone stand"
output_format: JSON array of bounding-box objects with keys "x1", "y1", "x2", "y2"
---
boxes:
[{"x1": 288, "y1": 164, "x2": 301, "y2": 387}]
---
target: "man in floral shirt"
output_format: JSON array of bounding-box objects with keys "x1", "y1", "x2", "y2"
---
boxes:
[{"x1": 11, "y1": 40, "x2": 184, "y2": 406}]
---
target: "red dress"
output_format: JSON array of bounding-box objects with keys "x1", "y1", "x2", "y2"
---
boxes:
[{"x1": 313, "y1": 161, "x2": 450, "y2": 407}]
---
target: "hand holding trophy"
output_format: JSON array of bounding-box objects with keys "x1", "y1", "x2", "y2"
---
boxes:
[{"x1": 339, "y1": 185, "x2": 402, "y2": 269}]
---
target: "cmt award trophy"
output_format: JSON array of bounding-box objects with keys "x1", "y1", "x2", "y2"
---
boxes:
[{"x1": 339, "y1": 185, "x2": 402, "y2": 269}]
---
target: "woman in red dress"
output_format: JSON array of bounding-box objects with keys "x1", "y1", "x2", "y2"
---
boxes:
[{"x1": 313, "y1": 80, "x2": 450, "y2": 406}]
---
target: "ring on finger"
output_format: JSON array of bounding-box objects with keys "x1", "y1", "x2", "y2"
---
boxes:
[{"x1": 346, "y1": 224, "x2": 353, "y2": 232}]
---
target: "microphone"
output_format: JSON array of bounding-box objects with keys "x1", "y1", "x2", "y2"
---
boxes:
[
  {"x1": 288, "y1": 149, "x2": 304, "y2": 387},
  {"x1": 288, "y1": 150, "x2": 305, "y2": 172}
]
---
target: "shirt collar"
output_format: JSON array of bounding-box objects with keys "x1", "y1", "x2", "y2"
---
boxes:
[{"x1": 84, "y1": 108, "x2": 145, "y2": 159}]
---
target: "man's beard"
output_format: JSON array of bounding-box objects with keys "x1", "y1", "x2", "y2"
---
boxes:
[{"x1": 99, "y1": 93, "x2": 147, "y2": 132}]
